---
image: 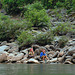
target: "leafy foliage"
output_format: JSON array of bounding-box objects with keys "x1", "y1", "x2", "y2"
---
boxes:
[
  {"x1": 0, "y1": 13, "x2": 33, "y2": 40},
  {"x1": 24, "y1": 9, "x2": 50, "y2": 27}
]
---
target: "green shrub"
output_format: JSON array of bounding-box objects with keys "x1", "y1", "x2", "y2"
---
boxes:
[
  {"x1": 17, "y1": 30, "x2": 35, "y2": 47},
  {"x1": 52, "y1": 22, "x2": 72, "y2": 35},
  {"x1": 58, "y1": 36, "x2": 69, "y2": 48},
  {"x1": 0, "y1": 13, "x2": 33, "y2": 40},
  {"x1": 24, "y1": 9, "x2": 50, "y2": 27},
  {"x1": 35, "y1": 31, "x2": 54, "y2": 45}
]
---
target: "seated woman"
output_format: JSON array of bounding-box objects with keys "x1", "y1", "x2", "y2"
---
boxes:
[
  {"x1": 40, "y1": 49, "x2": 49, "y2": 61},
  {"x1": 28, "y1": 48, "x2": 34, "y2": 58}
]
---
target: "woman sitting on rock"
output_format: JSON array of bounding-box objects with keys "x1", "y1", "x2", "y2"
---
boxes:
[
  {"x1": 28, "y1": 48, "x2": 34, "y2": 58},
  {"x1": 40, "y1": 49, "x2": 49, "y2": 62}
]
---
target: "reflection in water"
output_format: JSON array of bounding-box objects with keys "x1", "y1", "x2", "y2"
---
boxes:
[{"x1": 0, "y1": 64, "x2": 75, "y2": 75}]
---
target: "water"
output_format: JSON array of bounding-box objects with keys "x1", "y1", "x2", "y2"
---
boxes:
[{"x1": 0, "y1": 64, "x2": 75, "y2": 75}]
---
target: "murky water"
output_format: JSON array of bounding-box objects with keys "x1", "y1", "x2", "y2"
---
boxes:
[{"x1": 0, "y1": 64, "x2": 75, "y2": 75}]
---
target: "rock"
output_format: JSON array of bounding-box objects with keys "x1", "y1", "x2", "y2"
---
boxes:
[
  {"x1": 73, "y1": 54, "x2": 75, "y2": 58},
  {"x1": 58, "y1": 56, "x2": 64, "y2": 62},
  {"x1": 49, "y1": 45, "x2": 55, "y2": 50},
  {"x1": 42, "y1": 28, "x2": 47, "y2": 32},
  {"x1": 72, "y1": 59, "x2": 75, "y2": 63},
  {"x1": 55, "y1": 48, "x2": 61, "y2": 51},
  {"x1": 32, "y1": 45, "x2": 40, "y2": 50},
  {"x1": 64, "y1": 61, "x2": 73, "y2": 64},
  {"x1": 52, "y1": 51, "x2": 59, "y2": 58},
  {"x1": 0, "y1": 53, "x2": 7, "y2": 63},
  {"x1": 4, "y1": 46, "x2": 10, "y2": 51},
  {"x1": 21, "y1": 49, "x2": 28, "y2": 57},
  {"x1": 50, "y1": 58, "x2": 58, "y2": 63},
  {"x1": 34, "y1": 56, "x2": 41, "y2": 61},
  {"x1": 21, "y1": 57, "x2": 28, "y2": 63},
  {"x1": 27, "y1": 58, "x2": 40, "y2": 64},
  {"x1": 58, "y1": 51, "x2": 64, "y2": 57},
  {"x1": 0, "y1": 45, "x2": 9, "y2": 53},
  {"x1": 68, "y1": 47, "x2": 75, "y2": 55},
  {"x1": 66, "y1": 58, "x2": 72, "y2": 61},
  {"x1": 8, "y1": 46, "x2": 19, "y2": 53},
  {"x1": 1, "y1": 41, "x2": 7, "y2": 45},
  {"x1": 7, "y1": 53, "x2": 15, "y2": 61},
  {"x1": 46, "y1": 9, "x2": 51, "y2": 14},
  {"x1": 7, "y1": 53, "x2": 24, "y2": 62},
  {"x1": 65, "y1": 56, "x2": 72, "y2": 59},
  {"x1": 68, "y1": 40, "x2": 75, "y2": 46},
  {"x1": 35, "y1": 49, "x2": 40, "y2": 55}
]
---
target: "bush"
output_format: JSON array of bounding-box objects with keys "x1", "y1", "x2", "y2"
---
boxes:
[
  {"x1": 35, "y1": 31, "x2": 54, "y2": 45},
  {"x1": 58, "y1": 36, "x2": 69, "y2": 48},
  {"x1": 24, "y1": 9, "x2": 50, "y2": 27},
  {"x1": 0, "y1": 13, "x2": 33, "y2": 40},
  {"x1": 17, "y1": 30, "x2": 35, "y2": 47},
  {"x1": 52, "y1": 22, "x2": 72, "y2": 36}
]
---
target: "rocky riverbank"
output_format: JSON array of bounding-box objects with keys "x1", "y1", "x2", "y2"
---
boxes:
[{"x1": 0, "y1": 38, "x2": 75, "y2": 64}]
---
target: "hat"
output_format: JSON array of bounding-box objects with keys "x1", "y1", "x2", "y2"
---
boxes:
[{"x1": 30, "y1": 48, "x2": 33, "y2": 51}]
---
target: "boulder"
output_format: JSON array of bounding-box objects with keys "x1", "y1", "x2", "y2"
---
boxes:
[
  {"x1": 8, "y1": 46, "x2": 19, "y2": 53},
  {"x1": 68, "y1": 47, "x2": 75, "y2": 55},
  {"x1": 0, "y1": 45, "x2": 9, "y2": 53},
  {"x1": 7, "y1": 53, "x2": 24, "y2": 62},
  {"x1": 1, "y1": 41, "x2": 7, "y2": 45},
  {"x1": 52, "y1": 51, "x2": 59, "y2": 58},
  {"x1": 27, "y1": 58, "x2": 40, "y2": 64},
  {"x1": 64, "y1": 61, "x2": 73, "y2": 64},
  {"x1": 58, "y1": 57, "x2": 64, "y2": 62},
  {"x1": 35, "y1": 49, "x2": 40, "y2": 55},
  {"x1": 72, "y1": 59, "x2": 75, "y2": 63},
  {"x1": 0, "y1": 53, "x2": 7, "y2": 63},
  {"x1": 58, "y1": 51, "x2": 64, "y2": 57},
  {"x1": 21, "y1": 49, "x2": 28, "y2": 57},
  {"x1": 73, "y1": 54, "x2": 75, "y2": 58},
  {"x1": 50, "y1": 58, "x2": 58, "y2": 63}
]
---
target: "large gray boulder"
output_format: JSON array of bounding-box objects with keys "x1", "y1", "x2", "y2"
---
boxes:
[
  {"x1": 27, "y1": 58, "x2": 40, "y2": 64},
  {"x1": 7, "y1": 53, "x2": 24, "y2": 62},
  {"x1": 0, "y1": 53, "x2": 7, "y2": 63},
  {"x1": 0, "y1": 45, "x2": 9, "y2": 53}
]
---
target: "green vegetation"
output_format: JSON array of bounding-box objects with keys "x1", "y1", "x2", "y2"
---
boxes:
[
  {"x1": 1, "y1": 0, "x2": 75, "y2": 15},
  {"x1": 52, "y1": 22, "x2": 72, "y2": 36},
  {"x1": 58, "y1": 36, "x2": 69, "y2": 48},
  {"x1": 0, "y1": 13, "x2": 33, "y2": 40},
  {"x1": 0, "y1": 0, "x2": 75, "y2": 48},
  {"x1": 24, "y1": 9, "x2": 50, "y2": 27}
]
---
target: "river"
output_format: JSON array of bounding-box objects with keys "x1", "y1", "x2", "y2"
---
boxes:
[{"x1": 0, "y1": 64, "x2": 75, "y2": 75}]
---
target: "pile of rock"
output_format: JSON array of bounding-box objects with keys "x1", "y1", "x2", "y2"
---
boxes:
[{"x1": 0, "y1": 39, "x2": 75, "y2": 64}]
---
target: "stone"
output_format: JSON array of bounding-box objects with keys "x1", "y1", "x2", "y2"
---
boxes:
[
  {"x1": 52, "y1": 51, "x2": 59, "y2": 58},
  {"x1": 50, "y1": 58, "x2": 58, "y2": 63},
  {"x1": 58, "y1": 57, "x2": 64, "y2": 62},
  {"x1": 0, "y1": 45, "x2": 9, "y2": 53},
  {"x1": 58, "y1": 51, "x2": 64, "y2": 57},
  {"x1": 68, "y1": 47, "x2": 75, "y2": 55},
  {"x1": 1, "y1": 41, "x2": 7, "y2": 45},
  {"x1": 65, "y1": 56, "x2": 72, "y2": 59},
  {"x1": 64, "y1": 61, "x2": 73, "y2": 64},
  {"x1": 35, "y1": 49, "x2": 41, "y2": 55},
  {"x1": 72, "y1": 59, "x2": 75, "y2": 63},
  {"x1": 7, "y1": 53, "x2": 24, "y2": 62},
  {"x1": 66, "y1": 58, "x2": 72, "y2": 61},
  {"x1": 0, "y1": 53, "x2": 7, "y2": 63},
  {"x1": 21, "y1": 49, "x2": 28, "y2": 57},
  {"x1": 73, "y1": 54, "x2": 75, "y2": 58},
  {"x1": 27, "y1": 58, "x2": 40, "y2": 64},
  {"x1": 8, "y1": 46, "x2": 19, "y2": 53},
  {"x1": 4, "y1": 46, "x2": 10, "y2": 51}
]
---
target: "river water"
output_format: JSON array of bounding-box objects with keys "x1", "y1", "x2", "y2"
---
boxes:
[{"x1": 0, "y1": 64, "x2": 75, "y2": 75}]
